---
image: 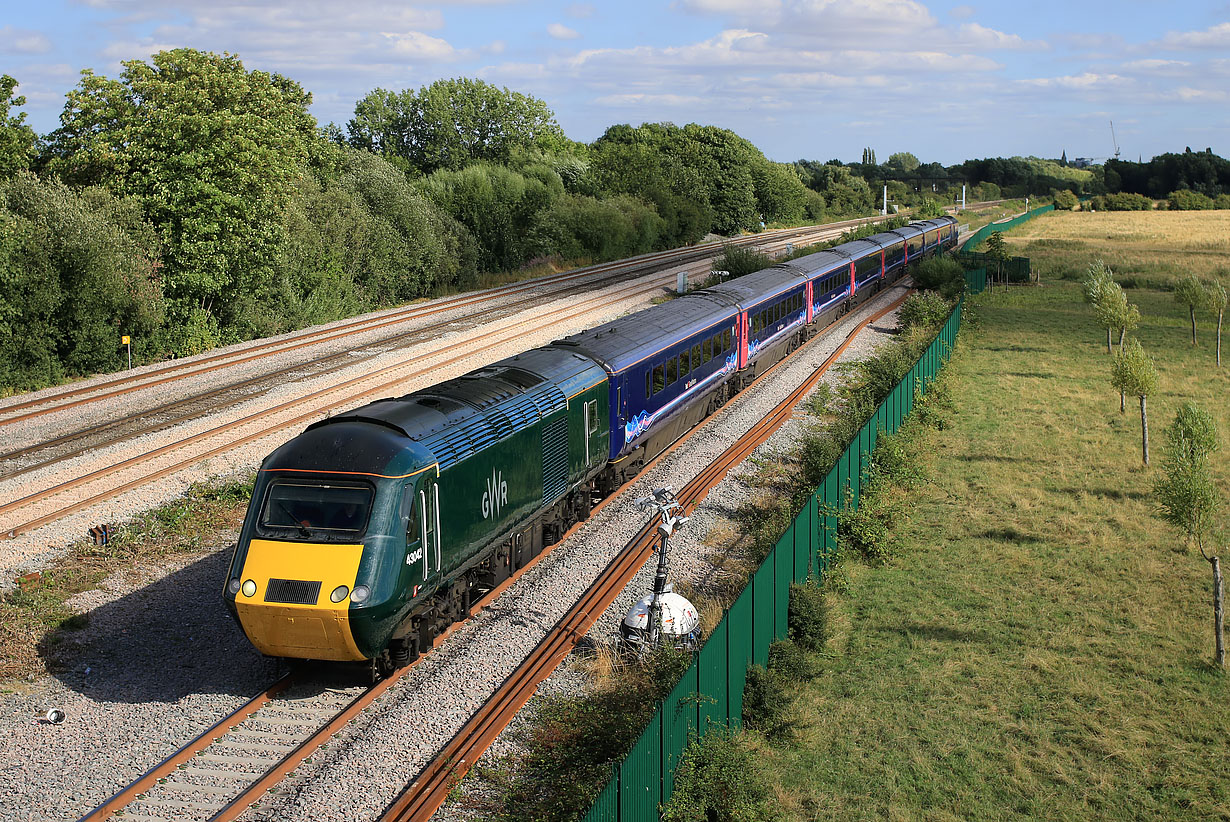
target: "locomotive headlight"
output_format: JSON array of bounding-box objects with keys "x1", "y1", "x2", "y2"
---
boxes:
[
  {"x1": 228, "y1": 578, "x2": 241, "y2": 595},
  {"x1": 241, "y1": 579, "x2": 256, "y2": 597},
  {"x1": 350, "y1": 585, "x2": 370, "y2": 604},
  {"x1": 330, "y1": 585, "x2": 350, "y2": 603}
]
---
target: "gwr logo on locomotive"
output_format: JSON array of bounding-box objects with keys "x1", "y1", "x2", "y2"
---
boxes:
[{"x1": 482, "y1": 469, "x2": 509, "y2": 520}]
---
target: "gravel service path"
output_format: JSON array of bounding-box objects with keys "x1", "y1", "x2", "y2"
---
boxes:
[{"x1": 0, "y1": 281, "x2": 908, "y2": 822}]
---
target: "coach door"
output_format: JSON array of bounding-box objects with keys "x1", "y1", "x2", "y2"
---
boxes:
[{"x1": 418, "y1": 478, "x2": 441, "y2": 582}]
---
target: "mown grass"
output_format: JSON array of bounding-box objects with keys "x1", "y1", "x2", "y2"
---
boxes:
[
  {"x1": 757, "y1": 267, "x2": 1230, "y2": 818},
  {"x1": 1007, "y1": 210, "x2": 1230, "y2": 289},
  {"x1": 0, "y1": 474, "x2": 253, "y2": 682}
]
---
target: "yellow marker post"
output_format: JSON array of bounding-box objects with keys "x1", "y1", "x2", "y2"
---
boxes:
[{"x1": 121, "y1": 335, "x2": 131, "y2": 369}]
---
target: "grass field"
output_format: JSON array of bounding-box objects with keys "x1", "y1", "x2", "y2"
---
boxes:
[
  {"x1": 1006, "y1": 210, "x2": 1230, "y2": 288},
  {"x1": 758, "y1": 216, "x2": 1230, "y2": 820}
]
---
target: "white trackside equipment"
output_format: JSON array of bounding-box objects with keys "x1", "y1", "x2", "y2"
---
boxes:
[{"x1": 621, "y1": 584, "x2": 700, "y2": 648}]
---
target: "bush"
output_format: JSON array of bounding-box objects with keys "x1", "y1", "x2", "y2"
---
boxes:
[
  {"x1": 910, "y1": 256, "x2": 966, "y2": 300},
  {"x1": 1100, "y1": 192, "x2": 1153, "y2": 211},
  {"x1": 1052, "y1": 190, "x2": 1078, "y2": 210},
  {"x1": 710, "y1": 243, "x2": 773, "y2": 280},
  {"x1": 1166, "y1": 189, "x2": 1215, "y2": 210},
  {"x1": 1215, "y1": 193, "x2": 1230, "y2": 210},
  {"x1": 661, "y1": 728, "x2": 773, "y2": 822},
  {"x1": 741, "y1": 663, "x2": 791, "y2": 736},
  {"x1": 787, "y1": 583, "x2": 828, "y2": 651},
  {"x1": 899, "y1": 291, "x2": 954, "y2": 333}
]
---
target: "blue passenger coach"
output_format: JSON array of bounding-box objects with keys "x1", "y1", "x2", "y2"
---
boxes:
[{"x1": 553, "y1": 293, "x2": 740, "y2": 489}]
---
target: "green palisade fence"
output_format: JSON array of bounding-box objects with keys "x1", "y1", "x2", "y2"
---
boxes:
[
  {"x1": 960, "y1": 203, "x2": 1054, "y2": 252},
  {"x1": 580, "y1": 290, "x2": 971, "y2": 822}
]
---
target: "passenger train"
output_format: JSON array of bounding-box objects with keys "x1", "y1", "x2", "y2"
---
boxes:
[{"x1": 223, "y1": 216, "x2": 959, "y2": 673}]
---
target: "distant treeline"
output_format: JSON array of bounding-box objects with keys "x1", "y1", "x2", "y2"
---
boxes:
[{"x1": 0, "y1": 50, "x2": 1224, "y2": 392}]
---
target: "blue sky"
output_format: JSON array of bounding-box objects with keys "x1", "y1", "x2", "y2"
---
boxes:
[{"x1": 2, "y1": 0, "x2": 1228, "y2": 165}]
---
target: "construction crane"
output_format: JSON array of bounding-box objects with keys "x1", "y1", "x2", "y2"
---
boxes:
[{"x1": 1110, "y1": 120, "x2": 1121, "y2": 160}]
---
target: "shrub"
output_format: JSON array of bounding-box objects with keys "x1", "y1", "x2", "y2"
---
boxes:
[
  {"x1": 1166, "y1": 189, "x2": 1215, "y2": 210},
  {"x1": 787, "y1": 583, "x2": 828, "y2": 652},
  {"x1": 741, "y1": 663, "x2": 793, "y2": 737},
  {"x1": 710, "y1": 243, "x2": 774, "y2": 280},
  {"x1": 1215, "y1": 193, "x2": 1230, "y2": 210},
  {"x1": 910, "y1": 256, "x2": 965, "y2": 299},
  {"x1": 1052, "y1": 190, "x2": 1078, "y2": 210},
  {"x1": 899, "y1": 291, "x2": 954, "y2": 333},
  {"x1": 1101, "y1": 192, "x2": 1153, "y2": 211},
  {"x1": 661, "y1": 728, "x2": 773, "y2": 822}
]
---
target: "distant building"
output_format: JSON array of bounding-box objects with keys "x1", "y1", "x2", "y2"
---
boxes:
[{"x1": 1072, "y1": 157, "x2": 1095, "y2": 169}]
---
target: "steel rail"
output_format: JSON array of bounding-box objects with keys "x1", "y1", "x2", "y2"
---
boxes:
[
  {"x1": 0, "y1": 270, "x2": 694, "y2": 538},
  {"x1": 71, "y1": 284, "x2": 910, "y2": 822},
  {"x1": 378, "y1": 286, "x2": 914, "y2": 822},
  {"x1": 0, "y1": 222, "x2": 851, "y2": 475},
  {"x1": 76, "y1": 674, "x2": 294, "y2": 822},
  {"x1": 0, "y1": 220, "x2": 868, "y2": 426}
]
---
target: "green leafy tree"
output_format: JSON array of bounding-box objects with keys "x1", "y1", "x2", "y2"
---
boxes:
[
  {"x1": 984, "y1": 231, "x2": 1008, "y2": 288},
  {"x1": 750, "y1": 160, "x2": 808, "y2": 225},
  {"x1": 348, "y1": 78, "x2": 566, "y2": 175},
  {"x1": 885, "y1": 151, "x2": 920, "y2": 176},
  {"x1": 1083, "y1": 259, "x2": 1114, "y2": 306},
  {"x1": 1109, "y1": 339, "x2": 1160, "y2": 464},
  {"x1": 1173, "y1": 274, "x2": 1207, "y2": 346},
  {"x1": 0, "y1": 75, "x2": 37, "y2": 176},
  {"x1": 0, "y1": 172, "x2": 164, "y2": 389},
  {"x1": 1207, "y1": 277, "x2": 1227, "y2": 366},
  {"x1": 1154, "y1": 403, "x2": 1224, "y2": 667},
  {"x1": 42, "y1": 49, "x2": 318, "y2": 332}
]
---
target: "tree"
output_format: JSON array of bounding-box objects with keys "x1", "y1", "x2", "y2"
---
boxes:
[
  {"x1": 1109, "y1": 339, "x2": 1159, "y2": 464},
  {"x1": 985, "y1": 231, "x2": 1008, "y2": 288},
  {"x1": 42, "y1": 49, "x2": 319, "y2": 328},
  {"x1": 1207, "y1": 277, "x2": 1227, "y2": 366},
  {"x1": 0, "y1": 75, "x2": 37, "y2": 176},
  {"x1": 348, "y1": 78, "x2": 566, "y2": 175},
  {"x1": 885, "y1": 151, "x2": 920, "y2": 176},
  {"x1": 1173, "y1": 275, "x2": 1207, "y2": 346},
  {"x1": 1154, "y1": 403, "x2": 1224, "y2": 667},
  {"x1": 1099, "y1": 284, "x2": 1140, "y2": 409}
]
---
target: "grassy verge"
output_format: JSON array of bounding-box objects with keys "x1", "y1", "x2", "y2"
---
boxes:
[
  {"x1": 0, "y1": 474, "x2": 253, "y2": 682},
  {"x1": 745, "y1": 273, "x2": 1230, "y2": 818}
]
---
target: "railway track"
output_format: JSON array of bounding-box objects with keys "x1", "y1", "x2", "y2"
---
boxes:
[
  {"x1": 0, "y1": 219, "x2": 880, "y2": 544},
  {"x1": 73, "y1": 284, "x2": 910, "y2": 822},
  {"x1": 0, "y1": 219, "x2": 875, "y2": 429}
]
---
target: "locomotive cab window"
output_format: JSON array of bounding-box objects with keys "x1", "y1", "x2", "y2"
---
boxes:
[{"x1": 259, "y1": 481, "x2": 373, "y2": 540}]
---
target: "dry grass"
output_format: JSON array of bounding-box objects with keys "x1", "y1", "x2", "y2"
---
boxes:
[{"x1": 1007, "y1": 210, "x2": 1230, "y2": 288}]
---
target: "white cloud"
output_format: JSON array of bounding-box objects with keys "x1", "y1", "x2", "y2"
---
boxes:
[
  {"x1": 381, "y1": 31, "x2": 461, "y2": 61},
  {"x1": 547, "y1": 23, "x2": 581, "y2": 40},
  {"x1": 954, "y1": 22, "x2": 1046, "y2": 51},
  {"x1": 949, "y1": 5, "x2": 975, "y2": 20},
  {"x1": 0, "y1": 25, "x2": 53, "y2": 55},
  {"x1": 1021, "y1": 72, "x2": 1129, "y2": 90},
  {"x1": 1159, "y1": 22, "x2": 1230, "y2": 50},
  {"x1": 565, "y1": 3, "x2": 597, "y2": 19}
]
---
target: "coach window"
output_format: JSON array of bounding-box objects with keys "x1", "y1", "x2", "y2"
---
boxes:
[
  {"x1": 653, "y1": 364, "x2": 665, "y2": 394},
  {"x1": 679, "y1": 350, "x2": 689, "y2": 376},
  {"x1": 723, "y1": 329, "x2": 732, "y2": 352},
  {"x1": 691, "y1": 343, "x2": 701, "y2": 369},
  {"x1": 645, "y1": 370, "x2": 652, "y2": 400},
  {"x1": 703, "y1": 337, "x2": 712, "y2": 363},
  {"x1": 666, "y1": 357, "x2": 677, "y2": 385}
]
